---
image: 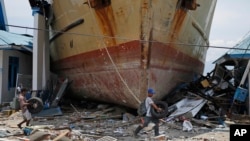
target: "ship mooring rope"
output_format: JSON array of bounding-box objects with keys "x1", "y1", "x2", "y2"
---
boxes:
[{"x1": 87, "y1": 0, "x2": 141, "y2": 104}]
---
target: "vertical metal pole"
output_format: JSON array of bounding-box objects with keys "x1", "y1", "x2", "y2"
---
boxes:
[
  {"x1": 239, "y1": 60, "x2": 250, "y2": 86},
  {"x1": 15, "y1": 73, "x2": 20, "y2": 97},
  {"x1": 240, "y1": 60, "x2": 250, "y2": 115}
]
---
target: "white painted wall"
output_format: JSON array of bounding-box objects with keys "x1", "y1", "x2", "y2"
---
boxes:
[{"x1": 0, "y1": 49, "x2": 32, "y2": 103}]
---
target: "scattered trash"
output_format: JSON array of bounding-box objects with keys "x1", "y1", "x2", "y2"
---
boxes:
[
  {"x1": 22, "y1": 127, "x2": 33, "y2": 136},
  {"x1": 182, "y1": 120, "x2": 193, "y2": 132}
]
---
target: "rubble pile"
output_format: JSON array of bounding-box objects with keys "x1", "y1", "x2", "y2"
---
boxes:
[
  {"x1": 0, "y1": 100, "x2": 236, "y2": 141},
  {"x1": 1, "y1": 61, "x2": 250, "y2": 140}
]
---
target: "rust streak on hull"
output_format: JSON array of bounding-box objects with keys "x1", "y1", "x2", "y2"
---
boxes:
[
  {"x1": 48, "y1": 0, "x2": 217, "y2": 109},
  {"x1": 52, "y1": 40, "x2": 203, "y2": 108}
]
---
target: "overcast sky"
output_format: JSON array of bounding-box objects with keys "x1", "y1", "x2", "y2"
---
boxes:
[
  {"x1": 206, "y1": 0, "x2": 250, "y2": 74},
  {"x1": 3, "y1": 0, "x2": 250, "y2": 74}
]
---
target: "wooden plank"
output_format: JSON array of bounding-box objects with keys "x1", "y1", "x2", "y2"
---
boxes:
[
  {"x1": 28, "y1": 131, "x2": 50, "y2": 141},
  {"x1": 52, "y1": 130, "x2": 70, "y2": 141}
]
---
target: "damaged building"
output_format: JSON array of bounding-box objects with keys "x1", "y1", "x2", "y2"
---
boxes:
[{"x1": 165, "y1": 32, "x2": 250, "y2": 125}]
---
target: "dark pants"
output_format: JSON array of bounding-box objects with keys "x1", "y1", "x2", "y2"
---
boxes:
[{"x1": 134, "y1": 116, "x2": 160, "y2": 136}]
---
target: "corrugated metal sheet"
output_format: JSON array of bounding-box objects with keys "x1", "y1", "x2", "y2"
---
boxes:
[
  {"x1": 228, "y1": 32, "x2": 250, "y2": 55},
  {"x1": 213, "y1": 33, "x2": 250, "y2": 64},
  {"x1": 0, "y1": 30, "x2": 33, "y2": 50}
]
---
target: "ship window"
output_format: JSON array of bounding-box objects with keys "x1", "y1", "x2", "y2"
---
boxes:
[{"x1": 89, "y1": 0, "x2": 111, "y2": 9}]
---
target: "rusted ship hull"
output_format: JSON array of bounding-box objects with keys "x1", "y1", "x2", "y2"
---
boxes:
[{"x1": 48, "y1": 0, "x2": 217, "y2": 108}]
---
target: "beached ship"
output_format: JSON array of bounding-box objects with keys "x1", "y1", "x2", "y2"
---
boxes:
[{"x1": 42, "y1": 0, "x2": 217, "y2": 108}]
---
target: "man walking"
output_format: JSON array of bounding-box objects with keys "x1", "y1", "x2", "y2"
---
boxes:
[
  {"x1": 17, "y1": 88, "x2": 32, "y2": 129},
  {"x1": 134, "y1": 88, "x2": 162, "y2": 137}
]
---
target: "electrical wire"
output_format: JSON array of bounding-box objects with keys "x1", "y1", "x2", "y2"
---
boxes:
[{"x1": 4, "y1": 24, "x2": 250, "y2": 52}]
